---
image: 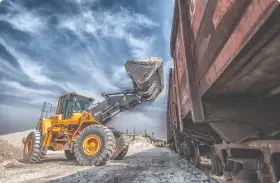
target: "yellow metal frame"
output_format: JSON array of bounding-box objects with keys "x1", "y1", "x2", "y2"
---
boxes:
[
  {"x1": 41, "y1": 112, "x2": 101, "y2": 148},
  {"x1": 36, "y1": 93, "x2": 102, "y2": 152}
]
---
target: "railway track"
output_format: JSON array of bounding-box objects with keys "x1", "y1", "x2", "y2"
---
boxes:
[{"x1": 167, "y1": 147, "x2": 223, "y2": 183}]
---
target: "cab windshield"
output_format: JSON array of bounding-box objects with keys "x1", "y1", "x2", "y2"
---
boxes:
[
  {"x1": 61, "y1": 95, "x2": 93, "y2": 119},
  {"x1": 57, "y1": 94, "x2": 93, "y2": 119},
  {"x1": 71, "y1": 95, "x2": 92, "y2": 112}
]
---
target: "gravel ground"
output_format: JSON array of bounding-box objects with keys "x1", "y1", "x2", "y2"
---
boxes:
[
  {"x1": 0, "y1": 130, "x2": 222, "y2": 183},
  {"x1": 48, "y1": 144, "x2": 216, "y2": 183}
]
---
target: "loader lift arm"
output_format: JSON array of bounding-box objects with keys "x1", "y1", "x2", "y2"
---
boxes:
[
  {"x1": 90, "y1": 57, "x2": 164, "y2": 125},
  {"x1": 91, "y1": 89, "x2": 145, "y2": 125}
]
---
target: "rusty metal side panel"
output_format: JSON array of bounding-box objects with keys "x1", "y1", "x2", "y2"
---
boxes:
[
  {"x1": 166, "y1": 69, "x2": 173, "y2": 140},
  {"x1": 170, "y1": 69, "x2": 178, "y2": 134},
  {"x1": 166, "y1": 66, "x2": 182, "y2": 137},
  {"x1": 175, "y1": 25, "x2": 189, "y2": 117},
  {"x1": 173, "y1": 58, "x2": 183, "y2": 132},
  {"x1": 172, "y1": 68, "x2": 183, "y2": 132},
  {"x1": 195, "y1": 0, "x2": 252, "y2": 80},
  {"x1": 170, "y1": 70, "x2": 175, "y2": 122},
  {"x1": 189, "y1": 0, "x2": 208, "y2": 39},
  {"x1": 172, "y1": 0, "x2": 206, "y2": 122},
  {"x1": 171, "y1": 0, "x2": 279, "y2": 123},
  {"x1": 171, "y1": 70, "x2": 178, "y2": 130},
  {"x1": 199, "y1": 0, "x2": 279, "y2": 95},
  {"x1": 178, "y1": 0, "x2": 205, "y2": 122}
]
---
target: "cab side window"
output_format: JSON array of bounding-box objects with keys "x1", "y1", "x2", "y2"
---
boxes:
[
  {"x1": 58, "y1": 96, "x2": 67, "y2": 115},
  {"x1": 65, "y1": 100, "x2": 74, "y2": 119}
]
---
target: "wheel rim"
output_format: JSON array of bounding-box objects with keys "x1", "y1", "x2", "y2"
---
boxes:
[
  {"x1": 190, "y1": 143, "x2": 195, "y2": 164},
  {"x1": 25, "y1": 138, "x2": 32, "y2": 156},
  {"x1": 82, "y1": 135, "x2": 102, "y2": 155},
  {"x1": 185, "y1": 140, "x2": 200, "y2": 167}
]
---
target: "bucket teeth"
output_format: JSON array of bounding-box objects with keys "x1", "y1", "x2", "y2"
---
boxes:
[{"x1": 125, "y1": 57, "x2": 164, "y2": 101}]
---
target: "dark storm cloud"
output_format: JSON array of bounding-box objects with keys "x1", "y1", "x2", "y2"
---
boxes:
[{"x1": 0, "y1": 0, "x2": 174, "y2": 138}]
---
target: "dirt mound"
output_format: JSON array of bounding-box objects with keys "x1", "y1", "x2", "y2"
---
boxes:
[
  {"x1": 129, "y1": 140, "x2": 154, "y2": 148},
  {"x1": 0, "y1": 138, "x2": 22, "y2": 161},
  {"x1": 132, "y1": 135, "x2": 151, "y2": 143},
  {"x1": 0, "y1": 130, "x2": 32, "y2": 149}
]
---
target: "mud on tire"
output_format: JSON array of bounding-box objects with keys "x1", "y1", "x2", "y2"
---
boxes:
[
  {"x1": 74, "y1": 125, "x2": 115, "y2": 166},
  {"x1": 23, "y1": 130, "x2": 46, "y2": 163},
  {"x1": 111, "y1": 129, "x2": 130, "y2": 160}
]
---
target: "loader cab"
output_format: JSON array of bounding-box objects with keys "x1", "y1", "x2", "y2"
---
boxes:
[{"x1": 56, "y1": 93, "x2": 94, "y2": 119}]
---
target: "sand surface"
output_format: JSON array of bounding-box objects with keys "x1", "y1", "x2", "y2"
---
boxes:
[{"x1": 0, "y1": 130, "x2": 222, "y2": 183}]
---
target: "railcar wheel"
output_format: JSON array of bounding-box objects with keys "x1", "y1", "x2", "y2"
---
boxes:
[
  {"x1": 211, "y1": 153, "x2": 223, "y2": 176},
  {"x1": 185, "y1": 140, "x2": 200, "y2": 168}
]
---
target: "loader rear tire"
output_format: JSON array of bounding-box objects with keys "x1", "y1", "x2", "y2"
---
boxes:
[
  {"x1": 111, "y1": 130, "x2": 130, "y2": 160},
  {"x1": 64, "y1": 150, "x2": 75, "y2": 160},
  {"x1": 23, "y1": 130, "x2": 46, "y2": 163},
  {"x1": 74, "y1": 125, "x2": 115, "y2": 166},
  {"x1": 115, "y1": 147, "x2": 129, "y2": 160}
]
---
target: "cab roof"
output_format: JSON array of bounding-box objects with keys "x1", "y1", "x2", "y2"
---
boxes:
[{"x1": 59, "y1": 92, "x2": 94, "y2": 101}]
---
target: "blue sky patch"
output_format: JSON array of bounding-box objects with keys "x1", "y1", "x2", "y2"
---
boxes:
[{"x1": 0, "y1": 0, "x2": 174, "y2": 138}]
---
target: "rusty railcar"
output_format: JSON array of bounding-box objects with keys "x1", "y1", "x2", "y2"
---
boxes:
[{"x1": 167, "y1": 0, "x2": 280, "y2": 182}]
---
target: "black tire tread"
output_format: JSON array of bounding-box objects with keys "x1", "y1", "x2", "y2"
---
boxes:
[
  {"x1": 23, "y1": 130, "x2": 46, "y2": 164},
  {"x1": 111, "y1": 129, "x2": 130, "y2": 160},
  {"x1": 115, "y1": 147, "x2": 129, "y2": 160},
  {"x1": 74, "y1": 125, "x2": 115, "y2": 166}
]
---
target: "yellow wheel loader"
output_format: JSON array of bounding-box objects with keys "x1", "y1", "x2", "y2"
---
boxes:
[{"x1": 22, "y1": 57, "x2": 164, "y2": 166}]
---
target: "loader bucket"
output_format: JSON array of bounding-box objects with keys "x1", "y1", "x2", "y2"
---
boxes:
[{"x1": 125, "y1": 57, "x2": 164, "y2": 101}]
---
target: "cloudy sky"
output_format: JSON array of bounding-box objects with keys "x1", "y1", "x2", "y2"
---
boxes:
[{"x1": 0, "y1": 0, "x2": 174, "y2": 138}]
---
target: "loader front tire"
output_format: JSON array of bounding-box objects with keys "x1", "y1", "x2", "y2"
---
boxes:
[
  {"x1": 64, "y1": 150, "x2": 75, "y2": 160},
  {"x1": 74, "y1": 125, "x2": 115, "y2": 166},
  {"x1": 23, "y1": 130, "x2": 46, "y2": 163}
]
